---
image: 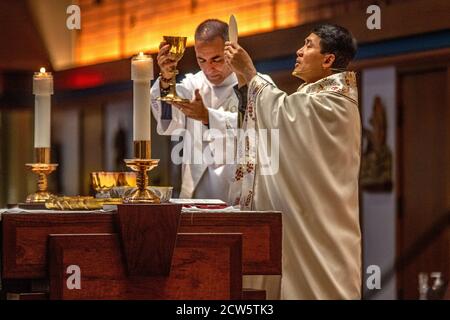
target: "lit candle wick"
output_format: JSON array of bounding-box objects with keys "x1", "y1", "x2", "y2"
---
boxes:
[
  {"x1": 40, "y1": 67, "x2": 46, "y2": 73},
  {"x1": 139, "y1": 52, "x2": 144, "y2": 57}
]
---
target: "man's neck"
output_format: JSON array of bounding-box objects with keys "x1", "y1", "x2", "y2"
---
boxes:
[
  {"x1": 305, "y1": 69, "x2": 333, "y2": 84},
  {"x1": 206, "y1": 72, "x2": 236, "y2": 87}
]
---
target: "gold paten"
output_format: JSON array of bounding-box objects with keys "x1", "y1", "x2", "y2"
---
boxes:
[{"x1": 45, "y1": 196, "x2": 122, "y2": 210}]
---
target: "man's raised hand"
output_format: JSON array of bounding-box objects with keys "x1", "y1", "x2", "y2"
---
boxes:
[{"x1": 224, "y1": 41, "x2": 257, "y2": 84}]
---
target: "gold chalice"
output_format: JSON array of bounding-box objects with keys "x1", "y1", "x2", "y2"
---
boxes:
[{"x1": 157, "y1": 36, "x2": 189, "y2": 104}]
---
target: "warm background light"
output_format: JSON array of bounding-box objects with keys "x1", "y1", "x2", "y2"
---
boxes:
[{"x1": 75, "y1": 0, "x2": 300, "y2": 66}]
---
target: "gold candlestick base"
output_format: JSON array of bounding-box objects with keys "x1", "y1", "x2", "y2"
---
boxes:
[
  {"x1": 25, "y1": 163, "x2": 58, "y2": 203},
  {"x1": 123, "y1": 159, "x2": 160, "y2": 203}
]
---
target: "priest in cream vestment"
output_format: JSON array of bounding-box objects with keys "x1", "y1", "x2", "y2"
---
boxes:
[{"x1": 225, "y1": 24, "x2": 362, "y2": 299}]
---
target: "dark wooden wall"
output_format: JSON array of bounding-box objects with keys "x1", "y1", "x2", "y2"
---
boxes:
[
  {"x1": 0, "y1": 0, "x2": 49, "y2": 70},
  {"x1": 397, "y1": 65, "x2": 450, "y2": 299}
]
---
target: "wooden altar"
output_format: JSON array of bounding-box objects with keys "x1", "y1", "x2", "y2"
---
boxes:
[{"x1": 0, "y1": 205, "x2": 281, "y2": 300}]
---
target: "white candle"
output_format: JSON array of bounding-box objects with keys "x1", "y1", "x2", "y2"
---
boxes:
[
  {"x1": 33, "y1": 67, "x2": 53, "y2": 148},
  {"x1": 131, "y1": 52, "x2": 154, "y2": 141}
]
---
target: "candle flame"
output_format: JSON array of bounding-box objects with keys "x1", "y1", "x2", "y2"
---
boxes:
[
  {"x1": 139, "y1": 52, "x2": 144, "y2": 56},
  {"x1": 40, "y1": 67, "x2": 46, "y2": 73}
]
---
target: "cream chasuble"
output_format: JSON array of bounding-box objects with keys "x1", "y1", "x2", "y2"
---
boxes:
[{"x1": 236, "y1": 72, "x2": 362, "y2": 299}]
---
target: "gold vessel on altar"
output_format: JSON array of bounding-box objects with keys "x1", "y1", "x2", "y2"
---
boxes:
[
  {"x1": 91, "y1": 171, "x2": 137, "y2": 198},
  {"x1": 157, "y1": 36, "x2": 189, "y2": 104},
  {"x1": 45, "y1": 196, "x2": 122, "y2": 210}
]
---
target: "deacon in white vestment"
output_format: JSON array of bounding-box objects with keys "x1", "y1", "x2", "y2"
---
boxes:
[
  {"x1": 151, "y1": 70, "x2": 239, "y2": 201},
  {"x1": 225, "y1": 24, "x2": 362, "y2": 299},
  {"x1": 152, "y1": 19, "x2": 272, "y2": 202},
  {"x1": 151, "y1": 19, "x2": 239, "y2": 201}
]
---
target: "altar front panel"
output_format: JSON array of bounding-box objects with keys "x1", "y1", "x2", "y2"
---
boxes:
[{"x1": 2, "y1": 210, "x2": 281, "y2": 279}]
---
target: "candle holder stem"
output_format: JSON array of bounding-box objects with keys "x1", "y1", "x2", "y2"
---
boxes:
[
  {"x1": 136, "y1": 165, "x2": 149, "y2": 191},
  {"x1": 38, "y1": 171, "x2": 47, "y2": 192}
]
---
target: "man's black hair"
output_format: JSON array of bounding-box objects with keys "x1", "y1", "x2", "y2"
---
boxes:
[
  {"x1": 195, "y1": 19, "x2": 228, "y2": 42},
  {"x1": 312, "y1": 24, "x2": 357, "y2": 69}
]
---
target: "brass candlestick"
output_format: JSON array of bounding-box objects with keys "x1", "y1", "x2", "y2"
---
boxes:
[
  {"x1": 25, "y1": 147, "x2": 58, "y2": 203},
  {"x1": 123, "y1": 140, "x2": 160, "y2": 203}
]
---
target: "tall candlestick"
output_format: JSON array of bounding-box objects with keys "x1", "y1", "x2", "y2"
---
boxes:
[
  {"x1": 131, "y1": 52, "x2": 153, "y2": 142},
  {"x1": 33, "y1": 67, "x2": 53, "y2": 148}
]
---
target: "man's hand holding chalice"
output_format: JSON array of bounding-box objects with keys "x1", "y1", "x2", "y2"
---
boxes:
[{"x1": 157, "y1": 41, "x2": 177, "y2": 90}]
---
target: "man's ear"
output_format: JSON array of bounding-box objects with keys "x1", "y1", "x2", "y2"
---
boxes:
[{"x1": 322, "y1": 53, "x2": 335, "y2": 69}]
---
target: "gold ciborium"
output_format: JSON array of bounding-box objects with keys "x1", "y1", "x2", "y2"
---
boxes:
[
  {"x1": 157, "y1": 36, "x2": 189, "y2": 104},
  {"x1": 91, "y1": 172, "x2": 137, "y2": 199}
]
